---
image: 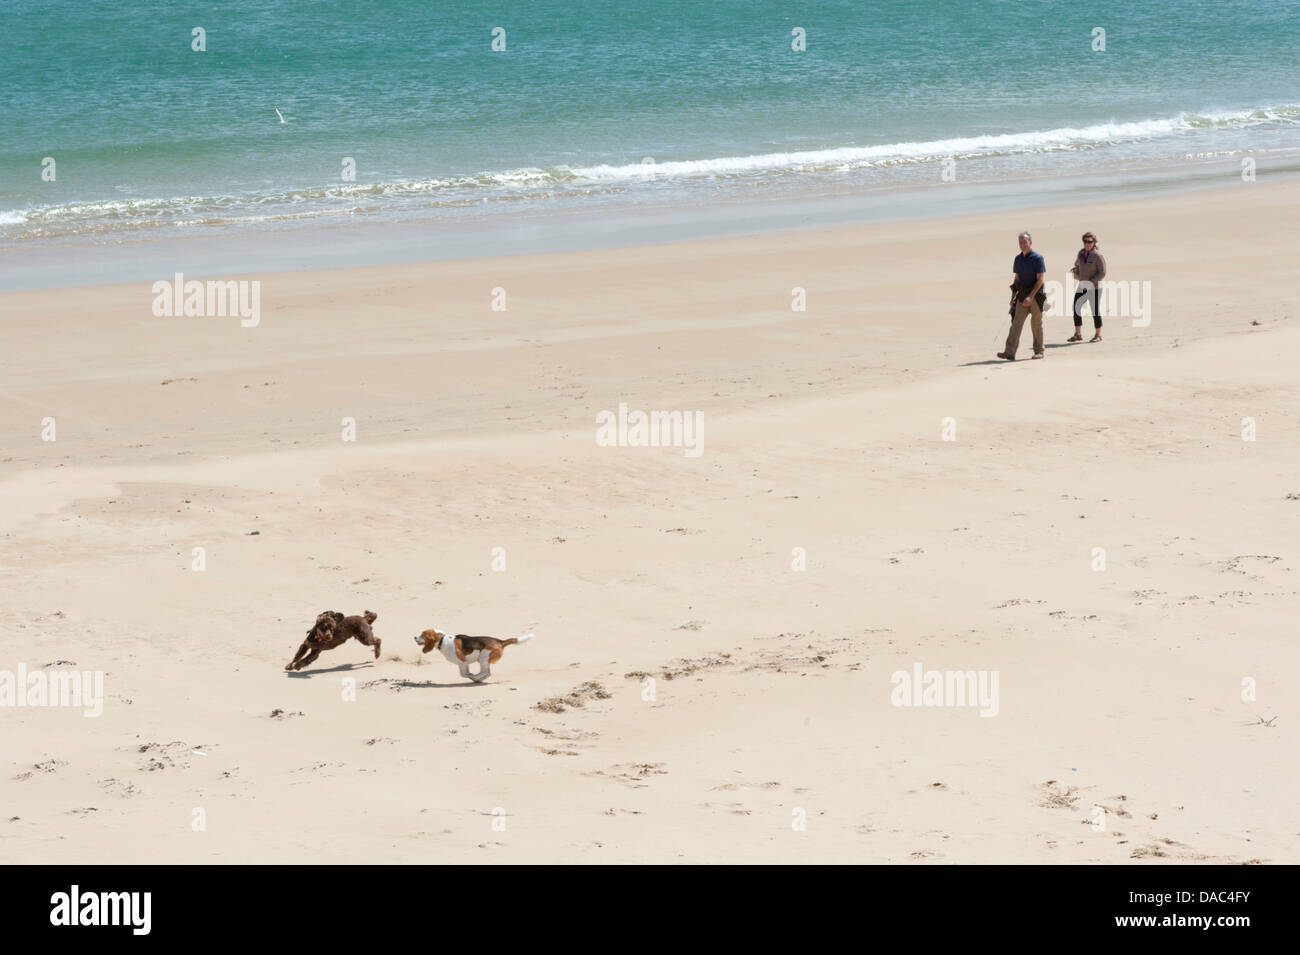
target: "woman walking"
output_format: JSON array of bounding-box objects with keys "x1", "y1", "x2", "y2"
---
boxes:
[{"x1": 1068, "y1": 231, "x2": 1107, "y2": 343}]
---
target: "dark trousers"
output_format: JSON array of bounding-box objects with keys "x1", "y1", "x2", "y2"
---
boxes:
[{"x1": 1073, "y1": 283, "x2": 1102, "y2": 328}]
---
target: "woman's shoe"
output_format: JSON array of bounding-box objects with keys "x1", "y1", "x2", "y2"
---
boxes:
[
  {"x1": 1067, "y1": 331, "x2": 1083, "y2": 342},
  {"x1": 1090, "y1": 332, "x2": 1102, "y2": 342}
]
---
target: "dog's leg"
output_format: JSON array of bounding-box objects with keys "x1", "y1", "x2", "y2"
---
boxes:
[
  {"x1": 355, "y1": 627, "x2": 382, "y2": 660},
  {"x1": 470, "y1": 650, "x2": 492, "y2": 683},
  {"x1": 293, "y1": 647, "x2": 322, "y2": 671},
  {"x1": 286, "y1": 642, "x2": 311, "y2": 671},
  {"x1": 458, "y1": 659, "x2": 472, "y2": 680}
]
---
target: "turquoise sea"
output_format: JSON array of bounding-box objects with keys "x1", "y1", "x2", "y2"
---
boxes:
[{"x1": 2, "y1": 0, "x2": 1298, "y2": 274}]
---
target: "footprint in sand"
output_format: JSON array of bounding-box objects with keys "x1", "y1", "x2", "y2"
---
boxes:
[
  {"x1": 13, "y1": 758, "x2": 67, "y2": 781},
  {"x1": 98, "y1": 778, "x2": 142, "y2": 798},
  {"x1": 710, "y1": 780, "x2": 781, "y2": 791},
  {"x1": 132, "y1": 741, "x2": 207, "y2": 773},
  {"x1": 587, "y1": 762, "x2": 668, "y2": 788},
  {"x1": 1037, "y1": 779, "x2": 1088, "y2": 809},
  {"x1": 621, "y1": 632, "x2": 863, "y2": 690},
  {"x1": 533, "y1": 727, "x2": 598, "y2": 755},
  {"x1": 534, "y1": 680, "x2": 612, "y2": 712}
]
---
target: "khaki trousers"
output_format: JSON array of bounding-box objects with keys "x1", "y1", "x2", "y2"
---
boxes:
[{"x1": 1006, "y1": 299, "x2": 1044, "y2": 358}]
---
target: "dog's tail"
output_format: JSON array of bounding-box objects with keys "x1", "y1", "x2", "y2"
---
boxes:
[
  {"x1": 363, "y1": 610, "x2": 377, "y2": 624},
  {"x1": 503, "y1": 632, "x2": 535, "y2": 647}
]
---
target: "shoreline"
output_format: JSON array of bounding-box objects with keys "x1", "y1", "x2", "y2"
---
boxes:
[{"x1": 3, "y1": 154, "x2": 1296, "y2": 293}]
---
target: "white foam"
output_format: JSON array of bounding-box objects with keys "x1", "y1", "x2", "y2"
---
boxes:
[{"x1": 569, "y1": 105, "x2": 1300, "y2": 183}]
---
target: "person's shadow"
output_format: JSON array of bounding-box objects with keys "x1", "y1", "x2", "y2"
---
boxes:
[{"x1": 960, "y1": 342, "x2": 1075, "y2": 366}]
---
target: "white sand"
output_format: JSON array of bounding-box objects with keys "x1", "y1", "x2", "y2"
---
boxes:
[{"x1": 1, "y1": 180, "x2": 1296, "y2": 863}]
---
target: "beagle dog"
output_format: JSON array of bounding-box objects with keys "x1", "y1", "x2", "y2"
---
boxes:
[{"x1": 414, "y1": 628, "x2": 534, "y2": 683}]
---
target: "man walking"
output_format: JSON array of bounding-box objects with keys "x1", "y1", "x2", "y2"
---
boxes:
[{"x1": 998, "y1": 231, "x2": 1046, "y2": 360}]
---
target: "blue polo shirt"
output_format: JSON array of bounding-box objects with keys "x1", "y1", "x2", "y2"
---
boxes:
[{"x1": 1013, "y1": 250, "x2": 1045, "y2": 290}]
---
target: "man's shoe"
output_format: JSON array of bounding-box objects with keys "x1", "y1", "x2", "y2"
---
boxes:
[
  {"x1": 997, "y1": 352, "x2": 1014, "y2": 360},
  {"x1": 1031, "y1": 352, "x2": 1045, "y2": 359}
]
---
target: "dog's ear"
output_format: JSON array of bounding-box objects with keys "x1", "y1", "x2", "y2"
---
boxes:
[{"x1": 330, "y1": 612, "x2": 346, "y2": 623}]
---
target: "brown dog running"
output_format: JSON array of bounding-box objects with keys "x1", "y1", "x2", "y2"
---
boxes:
[
  {"x1": 286, "y1": 610, "x2": 380, "y2": 671},
  {"x1": 414, "y1": 628, "x2": 534, "y2": 683}
]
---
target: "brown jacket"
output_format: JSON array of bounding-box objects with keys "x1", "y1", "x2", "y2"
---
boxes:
[{"x1": 1073, "y1": 247, "x2": 1107, "y2": 285}]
